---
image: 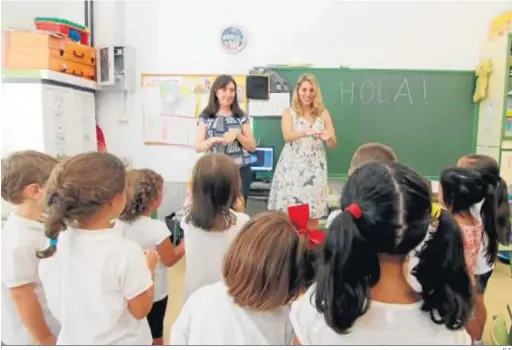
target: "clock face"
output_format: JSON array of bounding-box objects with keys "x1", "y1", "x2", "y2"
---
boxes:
[{"x1": 220, "y1": 26, "x2": 246, "y2": 54}]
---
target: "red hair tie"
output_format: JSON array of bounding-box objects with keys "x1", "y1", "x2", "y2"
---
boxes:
[
  {"x1": 287, "y1": 204, "x2": 326, "y2": 248},
  {"x1": 345, "y1": 203, "x2": 362, "y2": 219}
]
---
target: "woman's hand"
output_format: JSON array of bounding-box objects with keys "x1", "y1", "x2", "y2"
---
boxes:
[
  {"x1": 320, "y1": 131, "x2": 333, "y2": 141},
  {"x1": 207, "y1": 137, "x2": 225, "y2": 148},
  {"x1": 303, "y1": 127, "x2": 322, "y2": 137},
  {"x1": 223, "y1": 130, "x2": 239, "y2": 143}
]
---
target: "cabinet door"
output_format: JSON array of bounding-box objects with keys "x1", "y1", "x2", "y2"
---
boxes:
[
  {"x1": 41, "y1": 84, "x2": 75, "y2": 158},
  {"x1": 97, "y1": 46, "x2": 115, "y2": 86},
  {"x1": 74, "y1": 90, "x2": 97, "y2": 152}
]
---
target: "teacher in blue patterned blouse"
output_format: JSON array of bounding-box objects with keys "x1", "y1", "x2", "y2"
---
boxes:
[{"x1": 194, "y1": 75, "x2": 256, "y2": 202}]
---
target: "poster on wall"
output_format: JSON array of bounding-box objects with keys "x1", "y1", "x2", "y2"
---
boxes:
[{"x1": 141, "y1": 74, "x2": 247, "y2": 147}]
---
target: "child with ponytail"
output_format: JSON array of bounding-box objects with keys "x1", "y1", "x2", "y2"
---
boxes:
[
  {"x1": 171, "y1": 209, "x2": 320, "y2": 345},
  {"x1": 456, "y1": 154, "x2": 510, "y2": 345},
  {"x1": 438, "y1": 167, "x2": 492, "y2": 282},
  {"x1": 290, "y1": 162, "x2": 472, "y2": 345},
  {"x1": 119, "y1": 169, "x2": 185, "y2": 345},
  {"x1": 37, "y1": 152, "x2": 159, "y2": 345}
]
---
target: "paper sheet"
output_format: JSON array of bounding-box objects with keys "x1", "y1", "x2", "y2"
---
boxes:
[{"x1": 249, "y1": 93, "x2": 290, "y2": 117}]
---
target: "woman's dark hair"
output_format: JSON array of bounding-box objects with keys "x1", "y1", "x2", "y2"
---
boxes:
[
  {"x1": 223, "y1": 211, "x2": 316, "y2": 311},
  {"x1": 120, "y1": 169, "x2": 163, "y2": 223},
  {"x1": 185, "y1": 153, "x2": 241, "y2": 231},
  {"x1": 201, "y1": 75, "x2": 245, "y2": 118},
  {"x1": 459, "y1": 154, "x2": 510, "y2": 253},
  {"x1": 314, "y1": 162, "x2": 472, "y2": 334},
  {"x1": 37, "y1": 152, "x2": 127, "y2": 258},
  {"x1": 440, "y1": 166, "x2": 499, "y2": 263}
]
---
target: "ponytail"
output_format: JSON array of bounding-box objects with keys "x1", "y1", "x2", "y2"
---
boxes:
[
  {"x1": 314, "y1": 211, "x2": 379, "y2": 334},
  {"x1": 289, "y1": 233, "x2": 317, "y2": 298},
  {"x1": 495, "y1": 178, "x2": 511, "y2": 245},
  {"x1": 36, "y1": 193, "x2": 68, "y2": 259},
  {"x1": 413, "y1": 209, "x2": 473, "y2": 330},
  {"x1": 480, "y1": 184, "x2": 499, "y2": 264}
]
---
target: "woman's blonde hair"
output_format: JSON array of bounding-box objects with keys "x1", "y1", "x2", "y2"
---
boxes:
[{"x1": 291, "y1": 73, "x2": 325, "y2": 117}]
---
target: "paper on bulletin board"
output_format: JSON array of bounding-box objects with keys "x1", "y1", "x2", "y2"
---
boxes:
[
  {"x1": 249, "y1": 93, "x2": 291, "y2": 117},
  {"x1": 141, "y1": 74, "x2": 247, "y2": 146}
]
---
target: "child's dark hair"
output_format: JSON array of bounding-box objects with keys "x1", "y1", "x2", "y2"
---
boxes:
[
  {"x1": 1, "y1": 150, "x2": 58, "y2": 204},
  {"x1": 459, "y1": 154, "x2": 510, "y2": 252},
  {"x1": 120, "y1": 169, "x2": 163, "y2": 223},
  {"x1": 222, "y1": 211, "x2": 316, "y2": 311},
  {"x1": 314, "y1": 162, "x2": 472, "y2": 334},
  {"x1": 37, "y1": 152, "x2": 127, "y2": 259},
  {"x1": 185, "y1": 153, "x2": 241, "y2": 231},
  {"x1": 440, "y1": 166, "x2": 497, "y2": 262}
]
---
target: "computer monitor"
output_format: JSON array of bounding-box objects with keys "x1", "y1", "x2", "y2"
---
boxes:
[{"x1": 250, "y1": 146, "x2": 274, "y2": 172}]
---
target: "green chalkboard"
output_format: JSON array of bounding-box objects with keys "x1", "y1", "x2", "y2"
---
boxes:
[{"x1": 253, "y1": 68, "x2": 478, "y2": 179}]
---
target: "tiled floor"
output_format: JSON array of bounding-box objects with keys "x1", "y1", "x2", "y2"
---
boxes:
[{"x1": 162, "y1": 260, "x2": 512, "y2": 345}]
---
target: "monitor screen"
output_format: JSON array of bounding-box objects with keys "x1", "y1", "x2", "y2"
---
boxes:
[{"x1": 250, "y1": 146, "x2": 274, "y2": 172}]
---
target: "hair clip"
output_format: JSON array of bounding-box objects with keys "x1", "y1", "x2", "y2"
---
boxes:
[
  {"x1": 345, "y1": 203, "x2": 362, "y2": 219},
  {"x1": 431, "y1": 203, "x2": 442, "y2": 220},
  {"x1": 287, "y1": 204, "x2": 326, "y2": 248},
  {"x1": 49, "y1": 238, "x2": 58, "y2": 247}
]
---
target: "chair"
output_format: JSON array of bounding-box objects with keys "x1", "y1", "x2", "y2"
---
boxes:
[
  {"x1": 490, "y1": 315, "x2": 511, "y2": 345},
  {"x1": 498, "y1": 243, "x2": 512, "y2": 277}
]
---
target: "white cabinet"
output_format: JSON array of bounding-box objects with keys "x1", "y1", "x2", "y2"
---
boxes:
[{"x1": 2, "y1": 70, "x2": 98, "y2": 158}]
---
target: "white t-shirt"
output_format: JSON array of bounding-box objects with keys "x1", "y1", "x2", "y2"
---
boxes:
[
  {"x1": 38, "y1": 226, "x2": 153, "y2": 345},
  {"x1": 290, "y1": 285, "x2": 471, "y2": 345},
  {"x1": 183, "y1": 211, "x2": 250, "y2": 303},
  {"x1": 1, "y1": 213, "x2": 61, "y2": 345},
  {"x1": 118, "y1": 216, "x2": 171, "y2": 302},
  {"x1": 170, "y1": 281, "x2": 293, "y2": 345}
]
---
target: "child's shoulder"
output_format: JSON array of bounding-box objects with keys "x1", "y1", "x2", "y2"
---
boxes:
[
  {"x1": 2, "y1": 214, "x2": 44, "y2": 245},
  {"x1": 234, "y1": 211, "x2": 250, "y2": 225}
]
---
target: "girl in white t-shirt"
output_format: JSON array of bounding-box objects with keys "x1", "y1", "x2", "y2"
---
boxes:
[
  {"x1": 182, "y1": 153, "x2": 250, "y2": 303},
  {"x1": 457, "y1": 154, "x2": 510, "y2": 345},
  {"x1": 171, "y1": 209, "x2": 321, "y2": 345},
  {"x1": 290, "y1": 162, "x2": 473, "y2": 345},
  {"x1": 36, "y1": 152, "x2": 159, "y2": 345},
  {"x1": 119, "y1": 169, "x2": 185, "y2": 345}
]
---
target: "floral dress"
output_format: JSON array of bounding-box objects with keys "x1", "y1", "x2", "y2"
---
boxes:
[{"x1": 267, "y1": 109, "x2": 329, "y2": 219}]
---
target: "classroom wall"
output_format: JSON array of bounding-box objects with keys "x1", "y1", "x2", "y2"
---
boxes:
[
  {"x1": 0, "y1": 0, "x2": 85, "y2": 30},
  {"x1": 92, "y1": 0, "x2": 511, "y2": 215}
]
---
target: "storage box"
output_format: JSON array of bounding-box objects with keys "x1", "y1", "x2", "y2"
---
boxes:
[
  {"x1": 34, "y1": 17, "x2": 89, "y2": 45},
  {"x1": 2, "y1": 29, "x2": 96, "y2": 81}
]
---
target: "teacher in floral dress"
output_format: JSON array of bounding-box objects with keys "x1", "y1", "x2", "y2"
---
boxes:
[{"x1": 268, "y1": 73, "x2": 337, "y2": 228}]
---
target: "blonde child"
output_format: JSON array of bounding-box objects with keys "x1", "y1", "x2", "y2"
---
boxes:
[
  {"x1": 36, "y1": 152, "x2": 159, "y2": 345},
  {"x1": 1, "y1": 150, "x2": 60, "y2": 345},
  {"x1": 291, "y1": 162, "x2": 472, "y2": 345},
  {"x1": 119, "y1": 169, "x2": 184, "y2": 345},
  {"x1": 182, "y1": 153, "x2": 250, "y2": 303},
  {"x1": 171, "y1": 211, "x2": 318, "y2": 345}
]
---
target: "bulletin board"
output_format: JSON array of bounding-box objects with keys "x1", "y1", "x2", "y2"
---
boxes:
[{"x1": 141, "y1": 74, "x2": 247, "y2": 147}]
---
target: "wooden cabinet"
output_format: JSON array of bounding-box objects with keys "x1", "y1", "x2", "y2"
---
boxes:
[{"x1": 2, "y1": 29, "x2": 97, "y2": 81}]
